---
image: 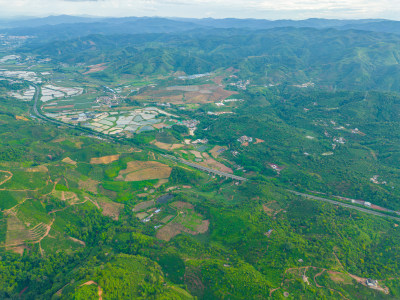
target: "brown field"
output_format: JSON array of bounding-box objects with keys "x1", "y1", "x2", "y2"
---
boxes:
[
  {"x1": 132, "y1": 84, "x2": 237, "y2": 104},
  {"x1": 153, "y1": 123, "x2": 169, "y2": 129},
  {"x1": 156, "y1": 220, "x2": 209, "y2": 242},
  {"x1": 190, "y1": 150, "x2": 203, "y2": 159},
  {"x1": 83, "y1": 63, "x2": 107, "y2": 74},
  {"x1": 133, "y1": 200, "x2": 155, "y2": 212},
  {"x1": 98, "y1": 199, "x2": 124, "y2": 220},
  {"x1": 26, "y1": 165, "x2": 48, "y2": 172},
  {"x1": 151, "y1": 140, "x2": 184, "y2": 150},
  {"x1": 79, "y1": 179, "x2": 99, "y2": 194},
  {"x1": 241, "y1": 142, "x2": 249, "y2": 147},
  {"x1": 200, "y1": 153, "x2": 233, "y2": 173},
  {"x1": 117, "y1": 161, "x2": 171, "y2": 181},
  {"x1": 62, "y1": 157, "x2": 77, "y2": 165},
  {"x1": 90, "y1": 154, "x2": 120, "y2": 165},
  {"x1": 136, "y1": 212, "x2": 148, "y2": 220}
]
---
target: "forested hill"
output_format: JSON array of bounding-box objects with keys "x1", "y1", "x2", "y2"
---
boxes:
[{"x1": 23, "y1": 27, "x2": 400, "y2": 92}]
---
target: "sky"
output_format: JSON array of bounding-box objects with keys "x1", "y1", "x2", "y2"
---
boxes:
[{"x1": 0, "y1": 0, "x2": 398, "y2": 20}]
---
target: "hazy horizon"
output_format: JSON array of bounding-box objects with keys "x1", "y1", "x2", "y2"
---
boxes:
[{"x1": 0, "y1": 0, "x2": 398, "y2": 21}]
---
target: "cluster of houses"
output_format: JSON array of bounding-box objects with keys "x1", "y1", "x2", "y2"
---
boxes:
[
  {"x1": 229, "y1": 79, "x2": 250, "y2": 90},
  {"x1": 182, "y1": 119, "x2": 200, "y2": 135},
  {"x1": 142, "y1": 208, "x2": 162, "y2": 223},
  {"x1": 96, "y1": 94, "x2": 120, "y2": 107},
  {"x1": 333, "y1": 137, "x2": 346, "y2": 144},
  {"x1": 237, "y1": 135, "x2": 253, "y2": 143}
]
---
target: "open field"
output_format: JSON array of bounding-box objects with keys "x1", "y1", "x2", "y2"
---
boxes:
[{"x1": 117, "y1": 161, "x2": 171, "y2": 181}]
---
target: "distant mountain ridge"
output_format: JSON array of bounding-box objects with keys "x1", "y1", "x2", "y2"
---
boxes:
[{"x1": 2, "y1": 16, "x2": 400, "y2": 40}]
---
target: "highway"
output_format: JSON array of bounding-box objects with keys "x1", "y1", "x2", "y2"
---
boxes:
[
  {"x1": 162, "y1": 154, "x2": 247, "y2": 181},
  {"x1": 290, "y1": 190, "x2": 400, "y2": 221}
]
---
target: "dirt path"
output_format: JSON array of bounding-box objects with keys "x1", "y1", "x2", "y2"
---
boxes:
[
  {"x1": 314, "y1": 269, "x2": 326, "y2": 287},
  {"x1": 0, "y1": 170, "x2": 13, "y2": 186},
  {"x1": 32, "y1": 219, "x2": 55, "y2": 244},
  {"x1": 80, "y1": 281, "x2": 103, "y2": 300},
  {"x1": 48, "y1": 199, "x2": 87, "y2": 214},
  {"x1": 3, "y1": 198, "x2": 29, "y2": 216}
]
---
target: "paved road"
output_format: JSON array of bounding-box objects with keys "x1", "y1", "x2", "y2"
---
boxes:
[
  {"x1": 162, "y1": 154, "x2": 247, "y2": 181},
  {"x1": 290, "y1": 190, "x2": 400, "y2": 221}
]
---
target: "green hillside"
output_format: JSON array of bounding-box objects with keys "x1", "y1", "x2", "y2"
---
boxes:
[{"x1": 1, "y1": 22, "x2": 400, "y2": 299}]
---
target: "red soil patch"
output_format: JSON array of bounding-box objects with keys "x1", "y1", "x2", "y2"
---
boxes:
[{"x1": 254, "y1": 138, "x2": 265, "y2": 144}]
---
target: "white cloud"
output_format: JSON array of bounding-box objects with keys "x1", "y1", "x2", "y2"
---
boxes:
[{"x1": 0, "y1": 0, "x2": 397, "y2": 19}]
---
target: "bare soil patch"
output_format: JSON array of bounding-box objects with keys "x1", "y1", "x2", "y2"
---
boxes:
[
  {"x1": 151, "y1": 140, "x2": 184, "y2": 150},
  {"x1": 90, "y1": 155, "x2": 120, "y2": 165},
  {"x1": 117, "y1": 161, "x2": 171, "y2": 181},
  {"x1": 200, "y1": 153, "x2": 233, "y2": 173},
  {"x1": 98, "y1": 199, "x2": 124, "y2": 220},
  {"x1": 15, "y1": 115, "x2": 28, "y2": 121},
  {"x1": 62, "y1": 157, "x2": 77, "y2": 165},
  {"x1": 255, "y1": 138, "x2": 265, "y2": 144}
]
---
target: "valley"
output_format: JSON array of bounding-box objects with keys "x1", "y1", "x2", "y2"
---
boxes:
[{"x1": 1, "y1": 17, "x2": 400, "y2": 299}]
